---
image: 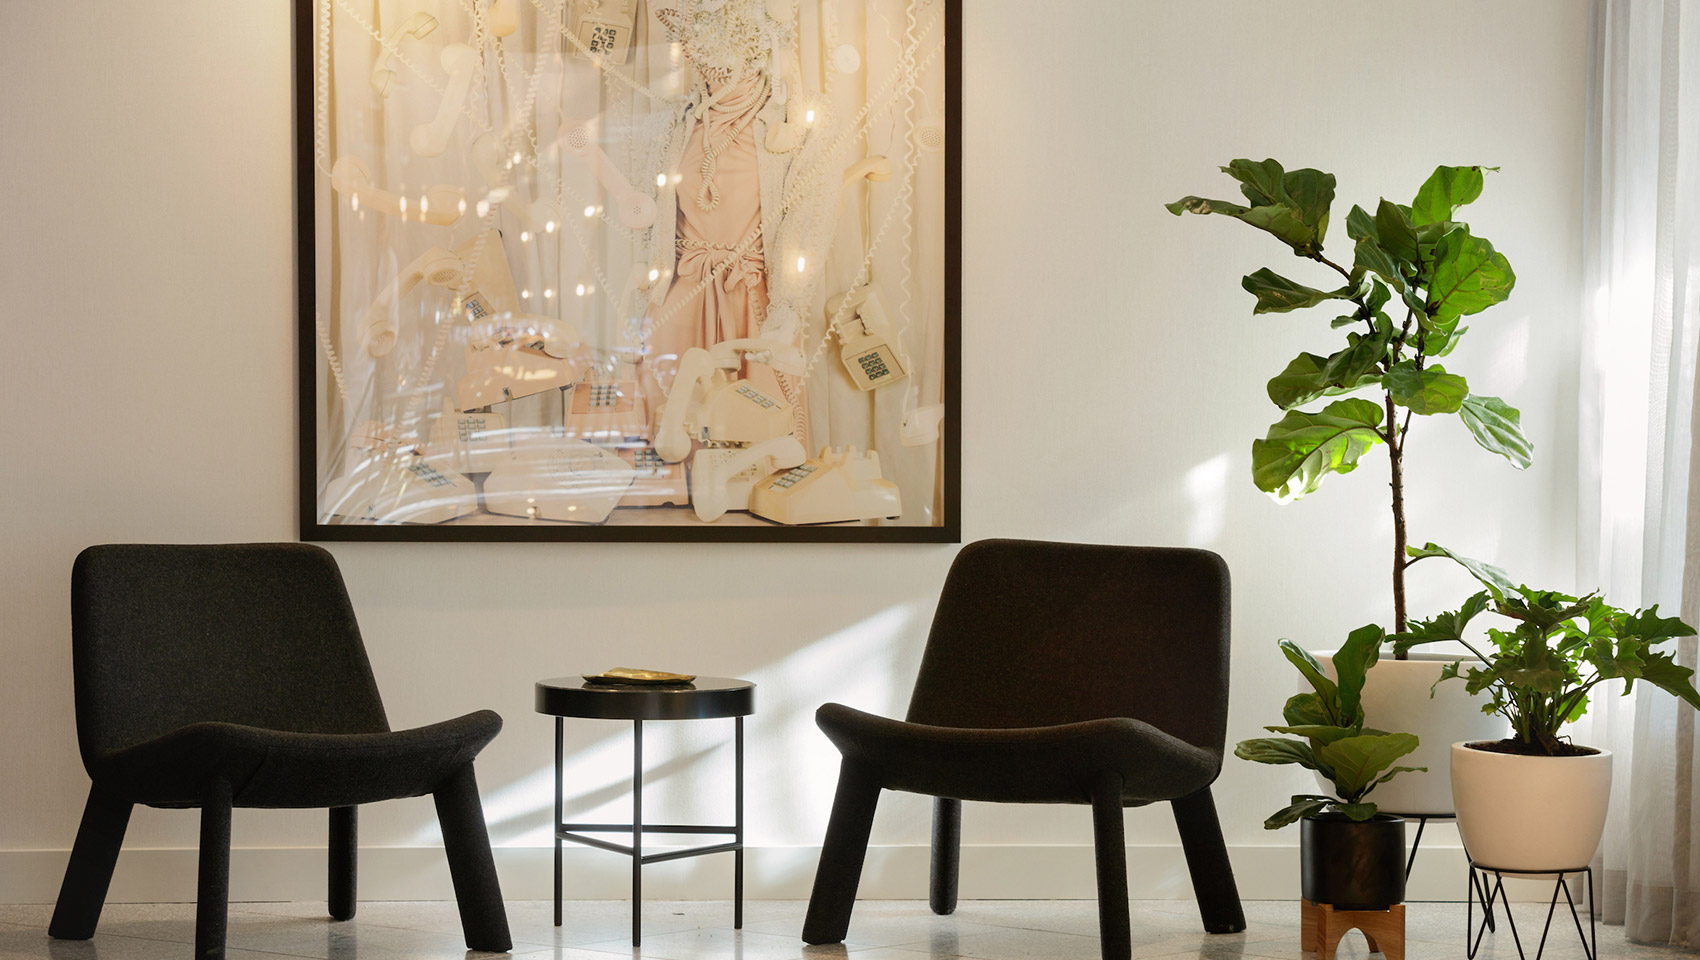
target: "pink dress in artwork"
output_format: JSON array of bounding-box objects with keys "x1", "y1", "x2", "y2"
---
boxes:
[{"x1": 648, "y1": 69, "x2": 806, "y2": 438}]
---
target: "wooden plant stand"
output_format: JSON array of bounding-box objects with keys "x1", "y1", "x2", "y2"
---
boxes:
[{"x1": 1301, "y1": 899, "x2": 1405, "y2": 960}]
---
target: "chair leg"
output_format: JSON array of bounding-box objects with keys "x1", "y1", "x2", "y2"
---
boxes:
[
  {"x1": 329, "y1": 806, "x2": 357, "y2": 922},
  {"x1": 197, "y1": 778, "x2": 234, "y2": 960},
  {"x1": 930, "y1": 797, "x2": 961, "y2": 916},
  {"x1": 1171, "y1": 787, "x2": 1246, "y2": 934},
  {"x1": 801, "y1": 761, "x2": 882, "y2": 945},
  {"x1": 1090, "y1": 777, "x2": 1132, "y2": 960},
  {"x1": 48, "y1": 787, "x2": 134, "y2": 940},
  {"x1": 432, "y1": 764, "x2": 513, "y2": 953}
]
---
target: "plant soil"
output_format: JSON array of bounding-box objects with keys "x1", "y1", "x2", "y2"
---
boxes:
[{"x1": 1467, "y1": 738, "x2": 1600, "y2": 758}]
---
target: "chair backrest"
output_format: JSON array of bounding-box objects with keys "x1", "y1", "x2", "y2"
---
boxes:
[
  {"x1": 905, "y1": 539, "x2": 1232, "y2": 755},
  {"x1": 70, "y1": 543, "x2": 390, "y2": 765}
]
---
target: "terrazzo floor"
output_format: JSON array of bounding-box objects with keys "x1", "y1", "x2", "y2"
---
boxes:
[{"x1": 0, "y1": 899, "x2": 1685, "y2": 960}]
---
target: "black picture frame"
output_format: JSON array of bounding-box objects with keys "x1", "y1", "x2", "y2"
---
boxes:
[{"x1": 294, "y1": 0, "x2": 960, "y2": 543}]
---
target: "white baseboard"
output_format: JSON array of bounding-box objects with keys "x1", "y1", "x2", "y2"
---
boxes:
[{"x1": 0, "y1": 842, "x2": 1556, "y2": 905}]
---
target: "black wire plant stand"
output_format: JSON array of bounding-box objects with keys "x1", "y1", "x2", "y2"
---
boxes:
[{"x1": 1466, "y1": 862, "x2": 1596, "y2": 960}]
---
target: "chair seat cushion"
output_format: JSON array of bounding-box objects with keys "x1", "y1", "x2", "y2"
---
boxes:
[
  {"x1": 815, "y1": 703, "x2": 1219, "y2": 804},
  {"x1": 89, "y1": 710, "x2": 503, "y2": 808}
]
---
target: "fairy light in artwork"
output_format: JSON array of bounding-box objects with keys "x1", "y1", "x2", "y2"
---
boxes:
[
  {"x1": 649, "y1": 268, "x2": 660, "y2": 282},
  {"x1": 545, "y1": 220, "x2": 557, "y2": 234},
  {"x1": 520, "y1": 230, "x2": 531, "y2": 243},
  {"x1": 350, "y1": 193, "x2": 360, "y2": 212},
  {"x1": 457, "y1": 198, "x2": 467, "y2": 216},
  {"x1": 805, "y1": 108, "x2": 816, "y2": 125},
  {"x1": 544, "y1": 287, "x2": 555, "y2": 300},
  {"x1": 521, "y1": 289, "x2": 532, "y2": 300},
  {"x1": 575, "y1": 283, "x2": 586, "y2": 297},
  {"x1": 584, "y1": 205, "x2": 596, "y2": 218},
  {"x1": 656, "y1": 173, "x2": 667, "y2": 188},
  {"x1": 796, "y1": 255, "x2": 807, "y2": 273}
]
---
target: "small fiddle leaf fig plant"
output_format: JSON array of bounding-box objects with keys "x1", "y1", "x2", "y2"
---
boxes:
[
  {"x1": 1394, "y1": 551, "x2": 1700, "y2": 757},
  {"x1": 1167, "y1": 160, "x2": 1530, "y2": 637},
  {"x1": 1236, "y1": 625, "x2": 1424, "y2": 828}
]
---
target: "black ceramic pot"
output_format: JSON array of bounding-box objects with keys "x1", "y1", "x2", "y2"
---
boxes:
[{"x1": 1300, "y1": 813, "x2": 1406, "y2": 910}]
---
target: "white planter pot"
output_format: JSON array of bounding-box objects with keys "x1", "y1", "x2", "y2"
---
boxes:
[
  {"x1": 1315, "y1": 653, "x2": 1509, "y2": 814},
  {"x1": 1451, "y1": 742, "x2": 1613, "y2": 872}
]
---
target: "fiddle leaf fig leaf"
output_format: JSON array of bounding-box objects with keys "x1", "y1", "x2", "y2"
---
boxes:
[
  {"x1": 1345, "y1": 204, "x2": 1378, "y2": 243},
  {"x1": 1266, "y1": 351, "x2": 1381, "y2": 410},
  {"x1": 1375, "y1": 199, "x2": 1420, "y2": 263},
  {"x1": 1235, "y1": 737, "x2": 1325, "y2": 771},
  {"x1": 1406, "y1": 542, "x2": 1518, "y2": 598},
  {"x1": 1332, "y1": 624, "x2": 1385, "y2": 724},
  {"x1": 1386, "y1": 361, "x2": 1469, "y2": 415},
  {"x1": 1459, "y1": 394, "x2": 1533, "y2": 469},
  {"x1": 1242, "y1": 268, "x2": 1358, "y2": 314},
  {"x1": 1264, "y1": 724, "x2": 1361, "y2": 745},
  {"x1": 1282, "y1": 692, "x2": 1335, "y2": 727},
  {"x1": 1316, "y1": 733, "x2": 1421, "y2": 799},
  {"x1": 1251, "y1": 399, "x2": 1385, "y2": 501},
  {"x1": 1336, "y1": 801, "x2": 1381, "y2": 821},
  {"x1": 1280, "y1": 639, "x2": 1341, "y2": 711},
  {"x1": 1354, "y1": 238, "x2": 1407, "y2": 292},
  {"x1": 1412, "y1": 165, "x2": 1495, "y2": 226},
  {"x1": 1264, "y1": 796, "x2": 1335, "y2": 830},
  {"x1": 1427, "y1": 228, "x2": 1516, "y2": 324},
  {"x1": 1168, "y1": 160, "x2": 1335, "y2": 254}
]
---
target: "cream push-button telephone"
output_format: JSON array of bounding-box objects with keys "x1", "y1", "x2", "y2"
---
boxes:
[
  {"x1": 617, "y1": 445, "x2": 690, "y2": 507},
  {"x1": 749, "y1": 446, "x2": 903, "y2": 525},
  {"x1": 827, "y1": 284, "x2": 909, "y2": 391},
  {"x1": 482, "y1": 437, "x2": 635, "y2": 523},
  {"x1": 423, "y1": 408, "x2": 511, "y2": 475},
  {"x1": 689, "y1": 437, "x2": 808, "y2": 523},
  {"x1": 563, "y1": 380, "x2": 649, "y2": 443},
  {"x1": 322, "y1": 447, "x2": 479, "y2": 525},
  {"x1": 652, "y1": 339, "x2": 805, "y2": 463}
]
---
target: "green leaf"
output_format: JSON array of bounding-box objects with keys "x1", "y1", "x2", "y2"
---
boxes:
[
  {"x1": 1280, "y1": 640, "x2": 1341, "y2": 708},
  {"x1": 1638, "y1": 653, "x2": 1700, "y2": 712},
  {"x1": 1241, "y1": 268, "x2": 1358, "y2": 314},
  {"x1": 1427, "y1": 228, "x2": 1516, "y2": 324},
  {"x1": 1266, "y1": 351, "x2": 1381, "y2": 410},
  {"x1": 1354, "y1": 238, "x2": 1407, "y2": 292},
  {"x1": 1345, "y1": 204, "x2": 1378, "y2": 243},
  {"x1": 1332, "y1": 624, "x2": 1386, "y2": 724},
  {"x1": 1235, "y1": 737, "x2": 1325, "y2": 771},
  {"x1": 1459, "y1": 394, "x2": 1534, "y2": 469},
  {"x1": 1251, "y1": 398, "x2": 1385, "y2": 501},
  {"x1": 1412, "y1": 165, "x2": 1494, "y2": 226},
  {"x1": 1167, "y1": 160, "x2": 1336, "y2": 255},
  {"x1": 1624, "y1": 605, "x2": 1699, "y2": 645},
  {"x1": 1316, "y1": 732, "x2": 1421, "y2": 799},
  {"x1": 1375, "y1": 200, "x2": 1420, "y2": 264},
  {"x1": 1405, "y1": 543, "x2": 1519, "y2": 597},
  {"x1": 1282, "y1": 692, "x2": 1334, "y2": 727},
  {"x1": 1393, "y1": 591, "x2": 1493, "y2": 655},
  {"x1": 1370, "y1": 765, "x2": 1427, "y2": 787},
  {"x1": 1264, "y1": 724, "x2": 1361, "y2": 745},
  {"x1": 1385, "y1": 361, "x2": 1469, "y2": 415},
  {"x1": 1264, "y1": 796, "x2": 1335, "y2": 830},
  {"x1": 1336, "y1": 801, "x2": 1380, "y2": 821}
]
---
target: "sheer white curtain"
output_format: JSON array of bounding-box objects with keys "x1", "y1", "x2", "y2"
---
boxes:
[{"x1": 1582, "y1": 0, "x2": 1700, "y2": 944}]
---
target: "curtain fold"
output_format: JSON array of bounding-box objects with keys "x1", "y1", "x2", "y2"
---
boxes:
[{"x1": 1584, "y1": 0, "x2": 1700, "y2": 944}]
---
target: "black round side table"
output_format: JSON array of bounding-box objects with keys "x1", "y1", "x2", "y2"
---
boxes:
[{"x1": 535, "y1": 676, "x2": 755, "y2": 948}]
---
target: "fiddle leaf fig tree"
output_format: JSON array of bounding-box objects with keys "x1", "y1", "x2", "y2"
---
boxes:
[{"x1": 1168, "y1": 160, "x2": 1532, "y2": 635}]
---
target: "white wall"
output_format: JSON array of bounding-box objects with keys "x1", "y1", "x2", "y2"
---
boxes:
[{"x1": 0, "y1": 0, "x2": 1588, "y2": 903}]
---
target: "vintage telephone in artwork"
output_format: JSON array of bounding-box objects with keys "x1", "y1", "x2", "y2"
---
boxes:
[
  {"x1": 618, "y1": 444, "x2": 690, "y2": 507},
  {"x1": 690, "y1": 436, "x2": 807, "y2": 522},
  {"x1": 651, "y1": 340, "x2": 803, "y2": 463},
  {"x1": 489, "y1": 0, "x2": 520, "y2": 37},
  {"x1": 900, "y1": 404, "x2": 945, "y2": 447},
  {"x1": 322, "y1": 446, "x2": 479, "y2": 525},
  {"x1": 827, "y1": 283, "x2": 909, "y2": 390},
  {"x1": 331, "y1": 157, "x2": 464, "y2": 225},
  {"x1": 459, "y1": 323, "x2": 592, "y2": 408},
  {"x1": 749, "y1": 446, "x2": 902, "y2": 525},
  {"x1": 562, "y1": 380, "x2": 649, "y2": 443},
  {"x1": 359, "y1": 247, "x2": 464, "y2": 357},
  {"x1": 483, "y1": 437, "x2": 636, "y2": 523},
  {"x1": 371, "y1": 12, "x2": 439, "y2": 96},
  {"x1": 568, "y1": 0, "x2": 638, "y2": 63},
  {"x1": 558, "y1": 120, "x2": 658, "y2": 229},
  {"x1": 423, "y1": 407, "x2": 512, "y2": 475},
  {"x1": 411, "y1": 43, "x2": 480, "y2": 158}
]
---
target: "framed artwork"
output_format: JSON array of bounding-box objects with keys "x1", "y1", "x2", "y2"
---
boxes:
[{"x1": 295, "y1": 0, "x2": 959, "y2": 542}]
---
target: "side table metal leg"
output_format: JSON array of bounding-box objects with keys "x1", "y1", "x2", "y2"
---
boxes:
[
  {"x1": 554, "y1": 718, "x2": 563, "y2": 928},
  {"x1": 735, "y1": 715, "x2": 745, "y2": 930},
  {"x1": 633, "y1": 719, "x2": 643, "y2": 949}
]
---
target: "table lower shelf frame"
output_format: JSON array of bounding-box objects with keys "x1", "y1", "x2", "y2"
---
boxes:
[{"x1": 553, "y1": 716, "x2": 744, "y2": 947}]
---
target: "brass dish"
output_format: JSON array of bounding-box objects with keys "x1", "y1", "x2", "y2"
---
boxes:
[{"x1": 582, "y1": 667, "x2": 698, "y2": 686}]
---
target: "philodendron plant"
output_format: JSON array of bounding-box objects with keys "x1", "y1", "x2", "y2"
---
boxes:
[
  {"x1": 1394, "y1": 553, "x2": 1700, "y2": 757},
  {"x1": 1167, "y1": 161, "x2": 1531, "y2": 637},
  {"x1": 1236, "y1": 625, "x2": 1424, "y2": 827}
]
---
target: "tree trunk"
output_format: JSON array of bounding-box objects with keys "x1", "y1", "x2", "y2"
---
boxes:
[{"x1": 1388, "y1": 394, "x2": 1408, "y2": 643}]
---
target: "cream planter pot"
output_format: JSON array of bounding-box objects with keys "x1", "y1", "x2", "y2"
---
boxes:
[
  {"x1": 1316, "y1": 653, "x2": 1508, "y2": 814},
  {"x1": 1350, "y1": 655, "x2": 1509, "y2": 815},
  {"x1": 1450, "y1": 742, "x2": 1613, "y2": 872}
]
